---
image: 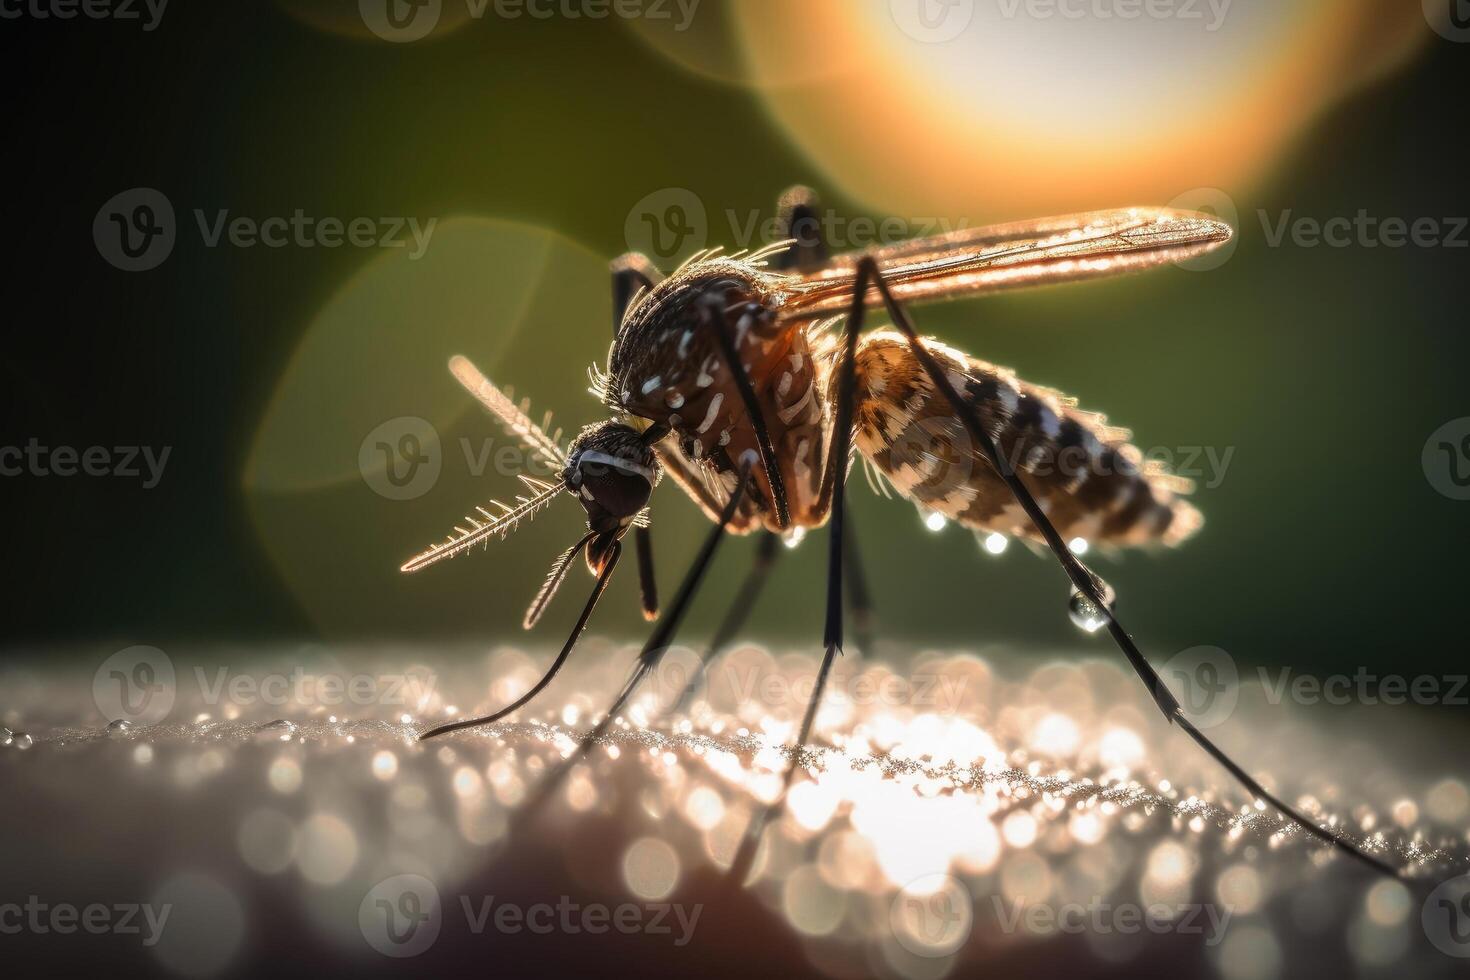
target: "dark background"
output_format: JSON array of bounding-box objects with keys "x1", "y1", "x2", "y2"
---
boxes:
[{"x1": 3, "y1": 2, "x2": 1467, "y2": 692}]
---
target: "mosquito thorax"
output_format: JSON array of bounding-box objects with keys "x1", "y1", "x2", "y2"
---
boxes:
[{"x1": 563, "y1": 421, "x2": 661, "y2": 535}]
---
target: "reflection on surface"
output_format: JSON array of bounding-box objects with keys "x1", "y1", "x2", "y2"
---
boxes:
[{"x1": 3, "y1": 641, "x2": 1467, "y2": 976}]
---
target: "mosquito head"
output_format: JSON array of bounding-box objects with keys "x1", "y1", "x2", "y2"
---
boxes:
[{"x1": 564, "y1": 421, "x2": 662, "y2": 540}]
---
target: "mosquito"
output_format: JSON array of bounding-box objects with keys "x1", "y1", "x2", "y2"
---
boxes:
[{"x1": 398, "y1": 187, "x2": 1398, "y2": 880}]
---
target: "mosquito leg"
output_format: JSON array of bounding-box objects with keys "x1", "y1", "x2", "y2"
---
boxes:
[
  {"x1": 855, "y1": 256, "x2": 1398, "y2": 878},
  {"x1": 610, "y1": 252, "x2": 663, "y2": 334},
  {"x1": 667, "y1": 530, "x2": 781, "y2": 717},
  {"x1": 634, "y1": 525, "x2": 659, "y2": 621},
  {"x1": 697, "y1": 294, "x2": 792, "y2": 529},
  {"x1": 727, "y1": 262, "x2": 873, "y2": 886},
  {"x1": 842, "y1": 506, "x2": 877, "y2": 658},
  {"x1": 517, "y1": 462, "x2": 753, "y2": 818},
  {"x1": 773, "y1": 185, "x2": 828, "y2": 273}
]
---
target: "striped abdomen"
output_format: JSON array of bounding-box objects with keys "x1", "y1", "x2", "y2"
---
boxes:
[{"x1": 852, "y1": 331, "x2": 1201, "y2": 548}]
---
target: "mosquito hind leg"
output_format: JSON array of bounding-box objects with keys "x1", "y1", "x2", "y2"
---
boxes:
[
  {"x1": 842, "y1": 508, "x2": 877, "y2": 658},
  {"x1": 853, "y1": 255, "x2": 1398, "y2": 878},
  {"x1": 726, "y1": 259, "x2": 875, "y2": 886}
]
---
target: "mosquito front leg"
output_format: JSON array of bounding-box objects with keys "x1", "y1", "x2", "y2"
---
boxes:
[
  {"x1": 855, "y1": 256, "x2": 1398, "y2": 878},
  {"x1": 695, "y1": 292, "x2": 792, "y2": 529},
  {"x1": 609, "y1": 258, "x2": 668, "y2": 620},
  {"x1": 515, "y1": 462, "x2": 753, "y2": 820},
  {"x1": 610, "y1": 251, "x2": 663, "y2": 335}
]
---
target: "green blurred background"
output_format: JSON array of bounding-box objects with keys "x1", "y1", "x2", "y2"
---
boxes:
[{"x1": 4, "y1": 1, "x2": 1467, "y2": 688}]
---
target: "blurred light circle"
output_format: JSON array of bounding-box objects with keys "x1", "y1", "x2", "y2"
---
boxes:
[
  {"x1": 149, "y1": 872, "x2": 245, "y2": 977},
  {"x1": 729, "y1": 4, "x2": 1428, "y2": 219},
  {"x1": 297, "y1": 812, "x2": 360, "y2": 885},
  {"x1": 684, "y1": 785, "x2": 726, "y2": 831},
  {"x1": 1214, "y1": 864, "x2": 1263, "y2": 916},
  {"x1": 1426, "y1": 778, "x2": 1470, "y2": 824},
  {"x1": 1214, "y1": 924, "x2": 1283, "y2": 980},
  {"x1": 238, "y1": 808, "x2": 298, "y2": 875},
  {"x1": 782, "y1": 864, "x2": 846, "y2": 937},
  {"x1": 1365, "y1": 880, "x2": 1411, "y2": 927},
  {"x1": 622, "y1": 836, "x2": 681, "y2": 900},
  {"x1": 268, "y1": 756, "x2": 303, "y2": 794}
]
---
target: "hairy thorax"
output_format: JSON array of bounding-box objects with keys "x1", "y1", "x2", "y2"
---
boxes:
[{"x1": 605, "y1": 259, "x2": 833, "y2": 532}]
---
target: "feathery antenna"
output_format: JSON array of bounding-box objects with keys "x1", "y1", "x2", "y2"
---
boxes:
[
  {"x1": 400, "y1": 478, "x2": 563, "y2": 574},
  {"x1": 448, "y1": 355, "x2": 567, "y2": 469}
]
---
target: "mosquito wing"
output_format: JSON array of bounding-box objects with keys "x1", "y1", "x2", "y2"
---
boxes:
[{"x1": 781, "y1": 208, "x2": 1232, "y2": 322}]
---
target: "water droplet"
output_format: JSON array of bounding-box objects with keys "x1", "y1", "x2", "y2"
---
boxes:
[
  {"x1": 981, "y1": 532, "x2": 1008, "y2": 555},
  {"x1": 11, "y1": 732, "x2": 33, "y2": 750},
  {"x1": 923, "y1": 511, "x2": 947, "y2": 532},
  {"x1": 1067, "y1": 573, "x2": 1115, "y2": 633},
  {"x1": 1068, "y1": 591, "x2": 1108, "y2": 632},
  {"x1": 107, "y1": 719, "x2": 134, "y2": 735},
  {"x1": 1067, "y1": 536, "x2": 1089, "y2": 555},
  {"x1": 255, "y1": 720, "x2": 296, "y2": 743},
  {"x1": 782, "y1": 526, "x2": 806, "y2": 550}
]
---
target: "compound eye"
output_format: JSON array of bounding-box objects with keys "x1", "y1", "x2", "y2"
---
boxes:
[{"x1": 575, "y1": 451, "x2": 653, "y2": 519}]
